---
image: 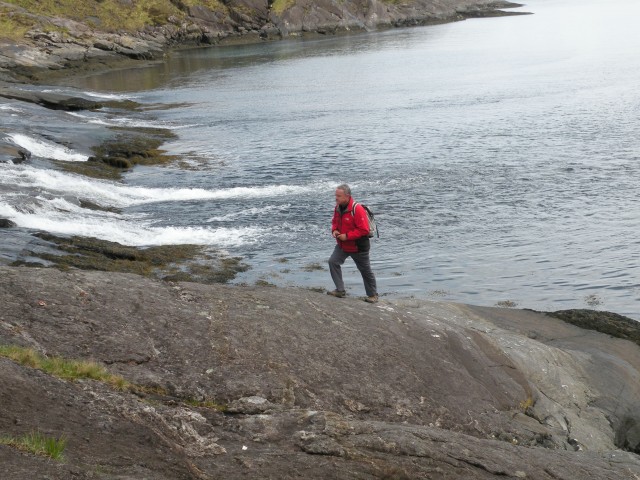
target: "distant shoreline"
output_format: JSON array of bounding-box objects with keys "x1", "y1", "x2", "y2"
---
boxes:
[{"x1": 0, "y1": 0, "x2": 528, "y2": 85}]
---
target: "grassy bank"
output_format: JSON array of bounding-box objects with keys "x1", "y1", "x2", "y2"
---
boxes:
[{"x1": 0, "y1": 0, "x2": 225, "y2": 39}]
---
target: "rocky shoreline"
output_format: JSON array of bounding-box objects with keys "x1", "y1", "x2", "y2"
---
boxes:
[
  {"x1": 1, "y1": 265, "x2": 640, "y2": 479},
  {"x1": 0, "y1": 0, "x2": 527, "y2": 84},
  {"x1": 5, "y1": 6, "x2": 640, "y2": 477}
]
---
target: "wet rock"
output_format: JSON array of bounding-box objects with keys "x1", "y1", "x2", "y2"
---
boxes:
[
  {"x1": 78, "y1": 199, "x2": 121, "y2": 213},
  {"x1": 58, "y1": 130, "x2": 178, "y2": 180},
  {"x1": 260, "y1": 24, "x2": 281, "y2": 39},
  {"x1": 0, "y1": 143, "x2": 30, "y2": 164},
  {"x1": 0, "y1": 86, "x2": 102, "y2": 111},
  {"x1": 14, "y1": 148, "x2": 30, "y2": 164},
  {"x1": 0, "y1": 219, "x2": 17, "y2": 228},
  {"x1": 547, "y1": 309, "x2": 640, "y2": 347},
  {"x1": 15, "y1": 233, "x2": 248, "y2": 284}
]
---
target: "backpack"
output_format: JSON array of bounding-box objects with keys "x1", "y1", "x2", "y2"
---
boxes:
[{"x1": 352, "y1": 202, "x2": 379, "y2": 238}]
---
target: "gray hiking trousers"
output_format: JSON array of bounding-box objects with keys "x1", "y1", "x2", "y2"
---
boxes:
[{"x1": 328, "y1": 245, "x2": 377, "y2": 297}]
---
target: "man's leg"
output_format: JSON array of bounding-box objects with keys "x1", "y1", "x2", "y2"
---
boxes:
[
  {"x1": 352, "y1": 251, "x2": 377, "y2": 298},
  {"x1": 328, "y1": 245, "x2": 349, "y2": 293}
]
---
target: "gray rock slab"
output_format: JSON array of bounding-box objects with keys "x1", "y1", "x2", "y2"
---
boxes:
[
  {"x1": 0, "y1": 86, "x2": 102, "y2": 110},
  {"x1": 1, "y1": 266, "x2": 639, "y2": 478}
]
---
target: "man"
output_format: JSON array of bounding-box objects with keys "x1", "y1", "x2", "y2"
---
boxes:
[{"x1": 327, "y1": 184, "x2": 378, "y2": 303}]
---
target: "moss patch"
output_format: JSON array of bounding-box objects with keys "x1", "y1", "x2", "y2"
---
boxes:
[
  {"x1": 546, "y1": 309, "x2": 640, "y2": 347},
  {"x1": 57, "y1": 129, "x2": 177, "y2": 180},
  {"x1": 180, "y1": 0, "x2": 225, "y2": 12},
  {"x1": 270, "y1": 0, "x2": 296, "y2": 15},
  {"x1": 12, "y1": 233, "x2": 249, "y2": 284},
  {"x1": 0, "y1": 9, "x2": 31, "y2": 40},
  {"x1": 54, "y1": 158, "x2": 122, "y2": 180},
  {"x1": 91, "y1": 131, "x2": 177, "y2": 168},
  {"x1": 2, "y1": 0, "x2": 189, "y2": 33},
  {"x1": 302, "y1": 262, "x2": 325, "y2": 272}
]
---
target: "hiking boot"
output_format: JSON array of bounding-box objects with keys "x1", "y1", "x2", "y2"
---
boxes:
[
  {"x1": 327, "y1": 289, "x2": 346, "y2": 298},
  {"x1": 364, "y1": 294, "x2": 379, "y2": 304}
]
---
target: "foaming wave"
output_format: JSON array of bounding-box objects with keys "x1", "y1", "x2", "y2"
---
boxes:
[
  {"x1": 1, "y1": 164, "x2": 327, "y2": 208},
  {"x1": 40, "y1": 88, "x2": 134, "y2": 101},
  {"x1": 123, "y1": 183, "x2": 317, "y2": 206},
  {"x1": 82, "y1": 91, "x2": 135, "y2": 100},
  {"x1": 1, "y1": 105, "x2": 22, "y2": 113},
  {"x1": 0, "y1": 198, "x2": 262, "y2": 247},
  {"x1": 7, "y1": 133, "x2": 88, "y2": 162},
  {"x1": 66, "y1": 112, "x2": 197, "y2": 130},
  {"x1": 207, "y1": 204, "x2": 292, "y2": 222}
]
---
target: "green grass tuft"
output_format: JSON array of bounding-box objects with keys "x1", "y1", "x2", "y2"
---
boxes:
[
  {"x1": 270, "y1": 0, "x2": 296, "y2": 15},
  {"x1": 0, "y1": 344, "x2": 171, "y2": 397},
  {"x1": 185, "y1": 398, "x2": 228, "y2": 412},
  {"x1": 0, "y1": 431, "x2": 67, "y2": 461},
  {"x1": 0, "y1": 11, "x2": 31, "y2": 40},
  {"x1": 0, "y1": 344, "x2": 132, "y2": 390}
]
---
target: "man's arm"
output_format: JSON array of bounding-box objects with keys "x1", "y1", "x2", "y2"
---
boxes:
[{"x1": 331, "y1": 208, "x2": 340, "y2": 237}]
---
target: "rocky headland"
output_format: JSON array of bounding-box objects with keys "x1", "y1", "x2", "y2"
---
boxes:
[{"x1": 1, "y1": 265, "x2": 640, "y2": 479}]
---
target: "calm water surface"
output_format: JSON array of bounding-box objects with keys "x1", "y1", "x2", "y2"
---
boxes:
[{"x1": 3, "y1": 0, "x2": 640, "y2": 318}]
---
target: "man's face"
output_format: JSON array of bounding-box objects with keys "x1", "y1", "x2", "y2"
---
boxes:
[{"x1": 335, "y1": 189, "x2": 350, "y2": 207}]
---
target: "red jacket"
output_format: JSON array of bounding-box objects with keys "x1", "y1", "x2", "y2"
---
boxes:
[{"x1": 332, "y1": 197, "x2": 370, "y2": 253}]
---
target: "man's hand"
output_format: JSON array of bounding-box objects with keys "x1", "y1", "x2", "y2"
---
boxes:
[{"x1": 333, "y1": 230, "x2": 347, "y2": 241}]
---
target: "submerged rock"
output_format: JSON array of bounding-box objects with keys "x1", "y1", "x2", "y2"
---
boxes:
[
  {"x1": 0, "y1": 143, "x2": 30, "y2": 164},
  {"x1": 547, "y1": 309, "x2": 640, "y2": 347},
  {"x1": 11, "y1": 233, "x2": 248, "y2": 284},
  {"x1": 0, "y1": 86, "x2": 103, "y2": 111},
  {"x1": 0, "y1": 219, "x2": 17, "y2": 228},
  {"x1": 56, "y1": 130, "x2": 178, "y2": 180}
]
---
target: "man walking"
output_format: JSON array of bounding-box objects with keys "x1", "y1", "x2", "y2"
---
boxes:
[{"x1": 327, "y1": 184, "x2": 378, "y2": 303}]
